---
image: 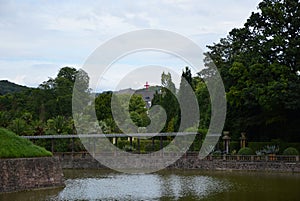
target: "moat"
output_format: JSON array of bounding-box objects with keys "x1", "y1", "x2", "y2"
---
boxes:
[{"x1": 1, "y1": 169, "x2": 299, "y2": 201}]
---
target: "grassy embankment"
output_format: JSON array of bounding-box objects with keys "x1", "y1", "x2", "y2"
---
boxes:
[{"x1": 0, "y1": 128, "x2": 52, "y2": 158}]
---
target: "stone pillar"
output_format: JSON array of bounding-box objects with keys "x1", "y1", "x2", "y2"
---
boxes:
[
  {"x1": 240, "y1": 132, "x2": 246, "y2": 148},
  {"x1": 222, "y1": 131, "x2": 231, "y2": 154}
]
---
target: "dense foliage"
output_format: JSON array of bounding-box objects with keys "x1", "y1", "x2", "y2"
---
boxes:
[{"x1": 203, "y1": 0, "x2": 300, "y2": 141}]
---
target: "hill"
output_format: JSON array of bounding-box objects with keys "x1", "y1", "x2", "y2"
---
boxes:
[
  {"x1": 0, "y1": 80, "x2": 30, "y2": 95},
  {"x1": 0, "y1": 128, "x2": 52, "y2": 158}
]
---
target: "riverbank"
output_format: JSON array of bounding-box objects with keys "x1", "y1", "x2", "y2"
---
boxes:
[{"x1": 56, "y1": 152, "x2": 300, "y2": 173}]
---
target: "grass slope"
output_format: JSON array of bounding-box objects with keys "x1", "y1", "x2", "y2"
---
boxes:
[{"x1": 0, "y1": 128, "x2": 52, "y2": 158}]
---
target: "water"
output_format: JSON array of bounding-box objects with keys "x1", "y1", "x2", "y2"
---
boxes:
[{"x1": 1, "y1": 169, "x2": 299, "y2": 201}]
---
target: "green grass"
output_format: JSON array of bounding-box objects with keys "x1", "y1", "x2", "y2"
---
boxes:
[{"x1": 0, "y1": 128, "x2": 52, "y2": 158}]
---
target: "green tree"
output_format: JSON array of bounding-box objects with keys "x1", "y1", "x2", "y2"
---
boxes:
[
  {"x1": 95, "y1": 91, "x2": 113, "y2": 121},
  {"x1": 203, "y1": 0, "x2": 300, "y2": 141},
  {"x1": 152, "y1": 72, "x2": 180, "y2": 132},
  {"x1": 178, "y1": 67, "x2": 199, "y2": 130}
]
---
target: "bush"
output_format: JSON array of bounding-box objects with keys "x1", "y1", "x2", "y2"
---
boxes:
[
  {"x1": 283, "y1": 147, "x2": 299, "y2": 155},
  {"x1": 237, "y1": 147, "x2": 254, "y2": 155}
]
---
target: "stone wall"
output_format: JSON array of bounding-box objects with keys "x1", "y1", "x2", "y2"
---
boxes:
[
  {"x1": 0, "y1": 157, "x2": 64, "y2": 193},
  {"x1": 58, "y1": 153, "x2": 105, "y2": 169},
  {"x1": 56, "y1": 153, "x2": 300, "y2": 173},
  {"x1": 169, "y1": 156, "x2": 300, "y2": 172}
]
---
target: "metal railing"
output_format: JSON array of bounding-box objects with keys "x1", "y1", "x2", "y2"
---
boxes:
[{"x1": 21, "y1": 132, "x2": 198, "y2": 139}]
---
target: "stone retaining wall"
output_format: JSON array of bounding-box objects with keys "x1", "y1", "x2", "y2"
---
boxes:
[
  {"x1": 170, "y1": 157, "x2": 300, "y2": 172},
  {"x1": 57, "y1": 153, "x2": 300, "y2": 172},
  {"x1": 0, "y1": 157, "x2": 64, "y2": 193}
]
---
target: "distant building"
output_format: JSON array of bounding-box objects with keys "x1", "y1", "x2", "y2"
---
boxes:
[
  {"x1": 136, "y1": 82, "x2": 161, "y2": 108},
  {"x1": 114, "y1": 82, "x2": 161, "y2": 109},
  {"x1": 135, "y1": 89, "x2": 155, "y2": 108}
]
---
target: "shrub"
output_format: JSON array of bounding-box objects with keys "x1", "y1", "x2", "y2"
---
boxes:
[
  {"x1": 237, "y1": 147, "x2": 254, "y2": 155},
  {"x1": 283, "y1": 147, "x2": 299, "y2": 155}
]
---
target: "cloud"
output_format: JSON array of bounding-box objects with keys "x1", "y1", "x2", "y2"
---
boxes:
[
  {"x1": 0, "y1": 0, "x2": 261, "y2": 88},
  {"x1": 0, "y1": 59, "x2": 80, "y2": 87}
]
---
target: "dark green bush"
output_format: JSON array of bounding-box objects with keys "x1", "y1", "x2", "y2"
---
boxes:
[
  {"x1": 283, "y1": 147, "x2": 299, "y2": 155},
  {"x1": 237, "y1": 147, "x2": 254, "y2": 155}
]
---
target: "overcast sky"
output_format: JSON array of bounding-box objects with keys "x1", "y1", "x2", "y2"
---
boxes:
[{"x1": 0, "y1": 0, "x2": 261, "y2": 91}]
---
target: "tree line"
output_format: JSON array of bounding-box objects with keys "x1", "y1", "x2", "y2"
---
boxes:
[{"x1": 0, "y1": 0, "x2": 299, "y2": 144}]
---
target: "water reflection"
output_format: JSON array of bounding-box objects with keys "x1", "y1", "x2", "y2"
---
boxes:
[
  {"x1": 161, "y1": 175, "x2": 230, "y2": 200},
  {"x1": 59, "y1": 174, "x2": 162, "y2": 200},
  {"x1": 58, "y1": 173, "x2": 230, "y2": 201}
]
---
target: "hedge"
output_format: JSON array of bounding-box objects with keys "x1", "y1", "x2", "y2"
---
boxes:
[{"x1": 237, "y1": 147, "x2": 254, "y2": 155}]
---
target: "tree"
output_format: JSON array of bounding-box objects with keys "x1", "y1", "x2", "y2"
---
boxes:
[
  {"x1": 161, "y1": 72, "x2": 176, "y2": 94},
  {"x1": 152, "y1": 72, "x2": 180, "y2": 132},
  {"x1": 95, "y1": 91, "x2": 113, "y2": 121},
  {"x1": 178, "y1": 67, "x2": 199, "y2": 130},
  {"x1": 203, "y1": 0, "x2": 300, "y2": 141}
]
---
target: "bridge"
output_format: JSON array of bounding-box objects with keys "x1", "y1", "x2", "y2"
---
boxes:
[{"x1": 21, "y1": 132, "x2": 202, "y2": 154}]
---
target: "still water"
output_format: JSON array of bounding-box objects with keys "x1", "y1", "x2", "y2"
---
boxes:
[{"x1": 1, "y1": 169, "x2": 299, "y2": 201}]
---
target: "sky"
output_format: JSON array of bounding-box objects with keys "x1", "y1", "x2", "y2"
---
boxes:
[{"x1": 0, "y1": 0, "x2": 261, "y2": 91}]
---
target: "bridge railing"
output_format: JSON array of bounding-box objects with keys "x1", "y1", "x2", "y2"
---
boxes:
[{"x1": 21, "y1": 132, "x2": 201, "y2": 153}]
